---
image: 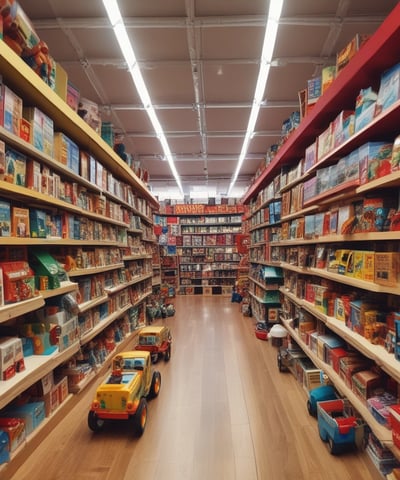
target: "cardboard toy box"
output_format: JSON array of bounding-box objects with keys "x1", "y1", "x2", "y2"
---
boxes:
[
  {"x1": 339, "y1": 356, "x2": 371, "y2": 388},
  {"x1": 321, "y1": 65, "x2": 336, "y2": 94},
  {"x1": 336, "y1": 34, "x2": 370, "y2": 74},
  {"x1": 367, "y1": 392, "x2": 397, "y2": 428},
  {"x1": 54, "y1": 375, "x2": 69, "y2": 404},
  {"x1": 67, "y1": 81, "x2": 80, "y2": 112},
  {"x1": 332, "y1": 110, "x2": 355, "y2": 148},
  {"x1": 317, "y1": 123, "x2": 333, "y2": 160},
  {"x1": 4, "y1": 146, "x2": 26, "y2": 186},
  {"x1": 375, "y1": 62, "x2": 400, "y2": 116},
  {"x1": 0, "y1": 261, "x2": 36, "y2": 304},
  {"x1": 12, "y1": 206, "x2": 30, "y2": 238},
  {"x1": 329, "y1": 347, "x2": 351, "y2": 374},
  {"x1": 0, "y1": 430, "x2": 9, "y2": 464},
  {"x1": 0, "y1": 337, "x2": 16, "y2": 380},
  {"x1": 358, "y1": 141, "x2": 393, "y2": 184},
  {"x1": 23, "y1": 107, "x2": 54, "y2": 157},
  {"x1": 1, "y1": 401, "x2": 45, "y2": 435},
  {"x1": 29, "y1": 209, "x2": 47, "y2": 238},
  {"x1": 0, "y1": 199, "x2": 11, "y2": 237},
  {"x1": 0, "y1": 417, "x2": 25, "y2": 452},
  {"x1": 374, "y1": 252, "x2": 400, "y2": 287},
  {"x1": 54, "y1": 62, "x2": 68, "y2": 102},
  {"x1": 26, "y1": 158, "x2": 41, "y2": 191},
  {"x1": 29, "y1": 251, "x2": 62, "y2": 290},
  {"x1": 351, "y1": 250, "x2": 375, "y2": 282},
  {"x1": 317, "y1": 335, "x2": 345, "y2": 363},
  {"x1": 78, "y1": 97, "x2": 101, "y2": 134},
  {"x1": 53, "y1": 132, "x2": 79, "y2": 174},
  {"x1": 0, "y1": 83, "x2": 23, "y2": 136},
  {"x1": 389, "y1": 405, "x2": 400, "y2": 449},
  {"x1": 351, "y1": 369, "x2": 382, "y2": 404},
  {"x1": 350, "y1": 299, "x2": 377, "y2": 334}
]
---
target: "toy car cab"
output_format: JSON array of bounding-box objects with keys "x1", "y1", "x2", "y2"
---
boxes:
[
  {"x1": 307, "y1": 384, "x2": 337, "y2": 417},
  {"x1": 88, "y1": 350, "x2": 161, "y2": 436},
  {"x1": 135, "y1": 325, "x2": 172, "y2": 363}
]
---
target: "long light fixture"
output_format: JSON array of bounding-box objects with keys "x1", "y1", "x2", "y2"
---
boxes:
[
  {"x1": 227, "y1": 0, "x2": 284, "y2": 196},
  {"x1": 102, "y1": 0, "x2": 183, "y2": 194}
]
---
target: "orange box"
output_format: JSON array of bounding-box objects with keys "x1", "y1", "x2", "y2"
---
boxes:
[
  {"x1": 12, "y1": 206, "x2": 30, "y2": 238},
  {"x1": 375, "y1": 252, "x2": 400, "y2": 287}
]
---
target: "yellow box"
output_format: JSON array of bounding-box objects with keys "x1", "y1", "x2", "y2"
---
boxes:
[
  {"x1": 362, "y1": 251, "x2": 375, "y2": 282},
  {"x1": 349, "y1": 250, "x2": 375, "y2": 281},
  {"x1": 54, "y1": 62, "x2": 68, "y2": 102}
]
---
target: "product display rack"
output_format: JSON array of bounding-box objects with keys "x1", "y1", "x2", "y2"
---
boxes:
[
  {"x1": 242, "y1": 3, "x2": 400, "y2": 470},
  {"x1": 155, "y1": 204, "x2": 245, "y2": 296},
  {"x1": 0, "y1": 38, "x2": 158, "y2": 477},
  {"x1": 179, "y1": 211, "x2": 242, "y2": 296},
  {"x1": 159, "y1": 246, "x2": 178, "y2": 297}
]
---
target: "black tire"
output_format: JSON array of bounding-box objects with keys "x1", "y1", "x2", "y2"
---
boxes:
[
  {"x1": 164, "y1": 346, "x2": 171, "y2": 362},
  {"x1": 277, "y1": 354, "x2": 285, "y2": 372},
  {"x1": 148, "y1": 371, "x2": 161, "y2": 399},
  {"x1": 131, "y1": 398, "x2": 148, "y2": 436},
  {"x1": 328, "y1": 437, "x2": 341, "y2": 455},
  {"x1": 88, "y1": 411, "x2": 105, "y2": 432},
  {"x1": 307, "y1": 400, "x2": 317, "y2": 417},
  {"x1": 151, "y1": 353, "x2": 159, "y2": 363}
]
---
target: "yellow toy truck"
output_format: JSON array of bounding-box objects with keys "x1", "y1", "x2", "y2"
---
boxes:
[
  {"x1": 135, "y1": 325, "x2": 172, "y2": 363},
  {"x1": 88, "y1": 350, "x2": 161, "y2": 436}
]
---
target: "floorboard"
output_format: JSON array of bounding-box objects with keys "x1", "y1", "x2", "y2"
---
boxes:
[{"x1": 9, "y1": 295, "x2": 384, "y2": 480}]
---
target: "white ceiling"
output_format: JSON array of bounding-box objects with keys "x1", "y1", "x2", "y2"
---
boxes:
[{"x1": 18, "y1": 0, "x2": 399, "y2": 201}]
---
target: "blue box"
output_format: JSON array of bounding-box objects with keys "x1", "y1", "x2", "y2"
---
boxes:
[
  {"x1": 29, "y1": 209, "x2": 47, "y2": 238},
  {"x1": 66, "y1": 137, "x2": 80, "y2": 175},
  {"x1": 2, "y1": 401, "x2": 45, "y2": 435},
  {"x1": 0, "y1": 430, "x2": 9, "y2": 464},
  {"x1": 4, "y1": 146, "x2": 26, "y2": 186},
  {"x1": 375, "y1": 62, "x2": 400, "y2": 116}
]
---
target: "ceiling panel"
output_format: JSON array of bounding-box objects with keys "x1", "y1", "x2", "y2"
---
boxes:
[{"x1": 16, "y1": 0, "x2": 399, "y2": 200}]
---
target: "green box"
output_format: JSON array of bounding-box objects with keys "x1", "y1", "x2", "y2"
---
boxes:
[{"x1": 29, "y1": 251, "x2": 62, "y2": 290}]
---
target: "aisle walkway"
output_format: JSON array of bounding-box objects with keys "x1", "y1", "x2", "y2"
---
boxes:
[{"x1": 10, "y1": 296, "x2": 381, "y2": 480}]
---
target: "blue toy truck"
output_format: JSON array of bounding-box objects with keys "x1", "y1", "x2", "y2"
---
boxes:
[
  {"x1": 307, "y1": 384, "x2": 337, "y2": 417},
  {"x1": 317, "y1": 398, "x2": 366, "y2": 454}
]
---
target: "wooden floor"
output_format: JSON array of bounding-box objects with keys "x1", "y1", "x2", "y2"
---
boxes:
[{"x1": 10, "y1": 296, "x2": 383, "y2": 480}]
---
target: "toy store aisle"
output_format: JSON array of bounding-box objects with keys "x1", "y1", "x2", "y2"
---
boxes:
[{"x1": 9, "y1": 296, "x2": 381, "y2": 480}]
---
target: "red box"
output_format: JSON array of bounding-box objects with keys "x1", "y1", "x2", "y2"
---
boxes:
[
  {"x1": 389, "y1": 405, "x2": 400, "y2": 448},
  {"x1": 328, "y1": 347, "x2": 348, "y2": 373},
  {"x1": 351, "y1": 370, "x2": 382, "y2": 403},
  {"x1": 339, "y1": 356, "x2": 370, "y2": 388}
]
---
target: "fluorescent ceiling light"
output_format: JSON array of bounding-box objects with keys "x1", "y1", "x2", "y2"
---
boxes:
[
  {"x1": 103, "y1": 0, "x2": 183, "y2": 195},
  {"x1": 228, "y1": 0, "x2": 284, "y2": 197}
]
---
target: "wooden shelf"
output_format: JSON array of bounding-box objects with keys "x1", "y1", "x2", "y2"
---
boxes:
[
  {"x1": 0, "y1": 42, "x2": 157, "y2": 209},
  {"x1": 280, "y1": 316, "x2": 394, "y2": 449},
  {"x1": 242, "y1": 2, "x2": 400, "y2": 204}
]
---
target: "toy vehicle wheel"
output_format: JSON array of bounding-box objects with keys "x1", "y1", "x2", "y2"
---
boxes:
[
  {"x1": 148, "y1": 371, "x2": 161, "y2": 399},
  {"x1": 277, "y1": 354, "x2": 285, "y2": 372},
  {"x1": 88, "y1": 411, "x2": 105, "y2": 432},
  {"x1": 164, "y1": 346, "x2": 171, "y2": 362},
  {"x1": 131, "y1": 398, "x2": 148, "y2": 436},
  {"x1": 151, "y1": 353, "x2": 159, "y2": 363},
  {"x1": 327, "y1": 437, "x2": 341, "y2": 455},
  {"x1": 306, "y1": 400, "x2": 314, "y2": 417}
]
